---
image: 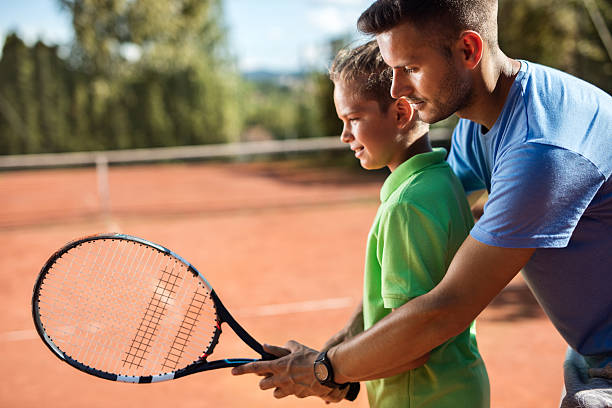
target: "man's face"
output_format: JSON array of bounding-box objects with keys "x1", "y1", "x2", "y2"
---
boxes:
[
  {"x1": 333, "y1": 80, "x2": 406, "y2": 171},
  {"x1": 377, "y1": 21, "x2": 473, "y2": 124}
]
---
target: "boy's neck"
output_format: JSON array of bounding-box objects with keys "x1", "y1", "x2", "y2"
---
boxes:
[{"x1": 388, "y1": 132, "x2": 432, "y2": 172}]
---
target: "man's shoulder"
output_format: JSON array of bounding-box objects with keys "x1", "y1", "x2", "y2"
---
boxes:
[
  {"x1": 521, "y1": 61, "x2": 608, "y2": 92},
  {"x1": 518, "y1": 60, "x2": 612, "y2": 176},
  {"x1": 519, "y1": 61, "x2": 611, "y2": 114}
]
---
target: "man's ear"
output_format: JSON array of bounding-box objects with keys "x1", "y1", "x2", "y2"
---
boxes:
[
  {"x1": 456, "y1": 30, "x2": 483, "y2": 69},
  {"x1": 395, "y1": 97, "x2": 415, "y2": 129}
]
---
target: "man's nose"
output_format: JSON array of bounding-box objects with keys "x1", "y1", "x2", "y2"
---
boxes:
[{"x1": 390, "y1": 72, "x2": 413, "y2": 99}]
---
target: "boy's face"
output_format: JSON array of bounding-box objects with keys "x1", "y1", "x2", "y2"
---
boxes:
[
  {"x1": 376, "y1": 21, "x2": 473, "y2": 124},
  {"x1": 334, "y1": 80, "x2": 406, "y2": 171}
]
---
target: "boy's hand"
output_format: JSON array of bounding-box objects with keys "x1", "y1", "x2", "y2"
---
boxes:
[
  {"x1": 232, "y1": 341, "x2": 348, "y2": 403},
  {"x1": 321, "y1": 329, "x2": 348, "y2": 352},
  {"x1": 322, "y1": 301, "x2": 364, "y2": 352}
]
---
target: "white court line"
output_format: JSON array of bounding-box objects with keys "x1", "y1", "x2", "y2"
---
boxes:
[
  {"x1": 0, "y1": 329, "x2": 39, "y2": 342},
  {"x1": 1, "y1": 297, "x2": 356, "y2": 342},
  {"x1": 235, "y1": 297, "x2": 355, "y2": 317}
]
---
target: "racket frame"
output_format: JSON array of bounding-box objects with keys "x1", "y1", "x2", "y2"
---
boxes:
[{"x1": 32, "y1": 233, "x2": 274, "y2": 383}]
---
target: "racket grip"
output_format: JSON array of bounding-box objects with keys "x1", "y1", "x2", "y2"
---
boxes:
[
  {"x1": 260, "y1": 350, "x2": 277, "y2": 361},
  {"x1": 344, "y1": 382, "x2": 360, "y2": 401}
]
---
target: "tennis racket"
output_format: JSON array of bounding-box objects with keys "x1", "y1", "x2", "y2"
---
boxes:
[
  {"x1": 32, "y1": 233, "x2": 360, "y2": 400},
  {"x1": 31, "y1": 233, "x2": 277, "y2": 383}
]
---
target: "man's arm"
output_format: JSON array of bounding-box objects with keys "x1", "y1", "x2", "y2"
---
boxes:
[
  {"x1": 233, "y1": 236, "x2": 535, "y2": 395},
  {"x1": 331, "y1": 236, "x2": 534, "y2": 382}
]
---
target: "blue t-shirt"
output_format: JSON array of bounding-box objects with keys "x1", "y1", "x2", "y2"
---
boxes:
[{"x1": 447, "y1": 60, "x2": 612, "y2": 356}]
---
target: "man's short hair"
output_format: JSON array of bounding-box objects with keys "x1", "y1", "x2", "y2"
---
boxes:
[
  {"x1": 329, "y1": 40, "x2": 395, "y2": 112},
  {"x1": 357, "y1": 0, "x2": 498, "y2": 50}
]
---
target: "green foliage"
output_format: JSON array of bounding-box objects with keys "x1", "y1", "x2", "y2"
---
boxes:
[
  {"x1": 240, "y1": 78, "x2": 314, "y2": 141},
  {"x1": 499, "y1": 0, "x2": 611, "y2": 93},
  {"x1": 0, "y1": 35, "x2": 55, "y2": 153},
  {"x1": 0, "y1": 0, "x2": 236, "y2": 155},
  {"x1": 59, "y1": 0, "x2": 226, "y2": 76},
  {"x1": 305, "y1": 35, "x2": 355, "y2": 140},
  {"x1": 312, "y1": 71, "x2": 342, "y2": 138}
]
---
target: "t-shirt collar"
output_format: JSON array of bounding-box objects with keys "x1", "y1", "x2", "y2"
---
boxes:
[{"x1": 380, "y1": 148, "x2": 447, "y2": 202}]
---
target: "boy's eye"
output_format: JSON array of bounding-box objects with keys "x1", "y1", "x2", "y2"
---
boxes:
[{"x1": 403, "y1": 67, "x2": 416, "y2": 74}]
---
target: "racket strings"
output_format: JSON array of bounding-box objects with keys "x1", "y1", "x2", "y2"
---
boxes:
[
  {"x1": 122, "y1": 265, "x2": 182, "y2": 370},
  {"x1": 161, "y1": 287, "x2": 210, "y2": 371},
  {"x1": 36, "y1": 238, "x2": 220, "y2": 377}
]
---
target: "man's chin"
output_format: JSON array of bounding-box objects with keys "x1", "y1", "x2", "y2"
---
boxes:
[{"x1": 416, "y1": 108, "x2": 454, "y2": 125}]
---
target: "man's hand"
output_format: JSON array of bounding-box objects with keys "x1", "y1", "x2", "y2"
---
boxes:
[{"x1": 232, "y1": 341, "x2": 348, "y2": 403}]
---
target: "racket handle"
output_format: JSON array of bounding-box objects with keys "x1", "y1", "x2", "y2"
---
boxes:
[
  {"x1": 344, "y1": 382, "x2": 360, "y2": 401},
  {"x1": 260, "y1": 350, "x2": 277, "y2": 361}
]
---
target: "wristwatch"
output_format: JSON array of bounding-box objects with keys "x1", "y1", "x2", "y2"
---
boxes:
[
  {"x1": 314, "y1": 350, "x2": 343, "y2": 388},
  {"x1": 313, "y1": 350, "x2": 360, "y2": 401}
]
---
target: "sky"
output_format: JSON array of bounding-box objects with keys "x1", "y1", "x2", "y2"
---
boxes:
[{"x1": 0, "y1": 0, "x2": 375, "y2": 72}]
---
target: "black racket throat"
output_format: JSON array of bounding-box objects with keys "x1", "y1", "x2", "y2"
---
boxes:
[{"x1": 210, "y1": 290, "x2": 276, "y2": 362}]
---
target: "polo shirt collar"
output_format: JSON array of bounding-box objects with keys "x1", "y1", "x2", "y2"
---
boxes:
[{"x1": 380, "y1": 148, "x2": 447, "y2": 202}]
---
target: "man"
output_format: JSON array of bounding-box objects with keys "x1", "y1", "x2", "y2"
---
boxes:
[{"x1": 233, "y1": 1, "x2": 612, "y2": 406}]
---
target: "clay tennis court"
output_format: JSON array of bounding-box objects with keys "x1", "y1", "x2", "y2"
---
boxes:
[{"x1": 0, "y1": 159, "x2": 566, "y2": 407}]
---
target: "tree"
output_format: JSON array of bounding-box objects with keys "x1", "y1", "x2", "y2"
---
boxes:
[
  {"x1": 499, "y1": 0, "x2": 612, "y2": 93},
  {"x1": 33, "y1": 41, "x2": 72, "y2": 152},
  {"x1": 57, "y1": 0, "x2": 237, "y2": 148},
  {"x1": 0, "y1": 34, "x2": 41, "y2": 153}
]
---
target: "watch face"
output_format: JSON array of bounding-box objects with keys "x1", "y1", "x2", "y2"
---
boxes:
[{"x1": 314, "y1": 361, "x2": 329, "y2": 381}]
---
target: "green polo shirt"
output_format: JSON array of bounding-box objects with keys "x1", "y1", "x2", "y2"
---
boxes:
[{"x1": 363, "y1": 148, "x2": 490, "y2": 408}]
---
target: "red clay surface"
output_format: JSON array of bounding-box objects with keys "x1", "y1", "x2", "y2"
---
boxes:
[{"x1": 0, "y1": 161, "x2": 567, "y2": 407}]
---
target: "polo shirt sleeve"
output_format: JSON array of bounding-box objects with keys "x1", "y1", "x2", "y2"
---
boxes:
[
  {"x1": 472, "y1": 142, "x2": 605, "y2": 248},
  {"x1": 377, "y1": 202, "x2": 446, "y2": 309}
]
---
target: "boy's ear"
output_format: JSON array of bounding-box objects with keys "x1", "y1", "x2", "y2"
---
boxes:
[{"x1": 395, "y1": 97, "x2": 415, "y2": 129}]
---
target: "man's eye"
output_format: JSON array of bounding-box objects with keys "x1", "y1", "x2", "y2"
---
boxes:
[{"x1": 403, "y1": 67, "x2": 415, "y2": 74}]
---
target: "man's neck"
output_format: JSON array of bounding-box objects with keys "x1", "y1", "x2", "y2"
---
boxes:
[{"x1": 457, "y1": 51, "x2": 521, "y2": 130}]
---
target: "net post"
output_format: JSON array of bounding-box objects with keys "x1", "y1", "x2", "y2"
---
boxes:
[{"x1": 96, "y1": 154, "x2": 116, "y2": 230}]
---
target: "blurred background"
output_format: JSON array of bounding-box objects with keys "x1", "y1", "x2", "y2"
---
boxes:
[
  {"x1": 0, "y1": 1, "x2": 609, "y2": 407},
  {"x1": 0, "y1": 0, "x2": 609, "y2": 156}
]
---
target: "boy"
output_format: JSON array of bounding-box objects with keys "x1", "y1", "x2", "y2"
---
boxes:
[{"x1": 234, "y1": 40, "x2": 490, "y2": 407}]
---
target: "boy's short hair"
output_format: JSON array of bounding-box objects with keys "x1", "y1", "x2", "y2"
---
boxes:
[
  {"x1": 357, "y1": 0, "x2": 498, "y2": 51},
  {"x1": 329, "y1": 40, "x2": 395, "y2": 113}
]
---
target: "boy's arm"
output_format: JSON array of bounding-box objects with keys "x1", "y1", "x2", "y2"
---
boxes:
[
  {"x1": 467, "y1": 189, "x2": 488, "y2": 221},
  {"x1": 321, "y1": 301, "x2": 364, "y2": 352}
]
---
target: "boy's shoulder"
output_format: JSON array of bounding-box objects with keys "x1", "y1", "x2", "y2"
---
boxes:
[
  {"x1": 388, "y1": 159, "x2": 459, "y2": 205},
  {"x1": 381, "y1": 153, "x2": 468, "y2": 220}
]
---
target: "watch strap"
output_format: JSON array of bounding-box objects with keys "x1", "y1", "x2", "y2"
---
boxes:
[
  {"x1": 344, "y1": 381, "x2": 360, "y2": 401},
  {"x1": 314, "y1": 350, "x2": 360, "y2": 401}
]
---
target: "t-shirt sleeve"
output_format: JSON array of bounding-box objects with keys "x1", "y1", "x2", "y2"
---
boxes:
[
  {"x1": 447, "y1": 121, "x2": 487, "y2": 194},
  {"x1": 377, "y1": 202, "x2": 446, "y2": 309},
  {"x1": 472, "y1": 143, "x2": 605, "y2": 248}
]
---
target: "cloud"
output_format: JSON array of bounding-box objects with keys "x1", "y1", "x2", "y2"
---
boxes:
[{"x1": 306, "y1": 6, "x2": 356, "y2": 36}]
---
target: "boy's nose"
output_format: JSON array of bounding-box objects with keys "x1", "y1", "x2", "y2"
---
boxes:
[{"x1": 340, "y1": 126, "x2": 353, "y2": 143}]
